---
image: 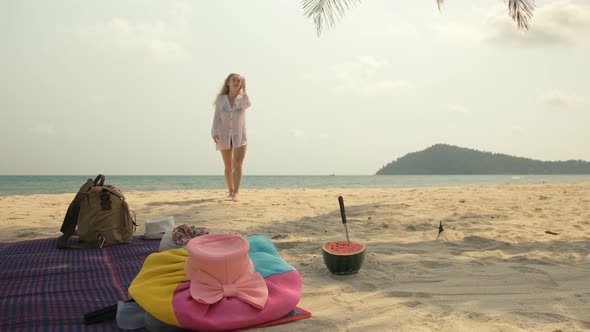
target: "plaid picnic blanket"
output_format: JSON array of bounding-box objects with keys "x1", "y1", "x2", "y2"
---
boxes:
[
  {"x1": 0, "y1": 236, "x2": 159, "y2": 331},
  {"x1": 0, "y1": 237, "x2": 311, "y2": 332}
]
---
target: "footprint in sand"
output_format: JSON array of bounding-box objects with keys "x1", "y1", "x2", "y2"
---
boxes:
[
  {"x1": 419, "y1": 260, "x2": 452, "y2": 269},
  {"x1": 385, "y1": 291, "x2": 432, "y2": 298},
  {"x1": 271, "y1": 234, "x2": 288, "y2": 240}
]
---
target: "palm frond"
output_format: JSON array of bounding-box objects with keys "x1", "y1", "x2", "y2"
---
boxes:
[
  {"x1": 507, "y1": 0, "x2": 535, "y2": 31},
  {"x1": 302, "y1": 0, "x2": 361, "y2": 36},
  {"x1": 303, "y1": 0, "x2": 535, "y2": 35}
]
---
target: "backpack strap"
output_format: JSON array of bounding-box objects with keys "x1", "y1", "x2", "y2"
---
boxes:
[
  {"x1": 123, "y1": 201, "x2": 139, "y2": 232},
  {"x1": 56, "y1": 178, "x2": 98, "y2": 249},
  {"x1": 93, "y1": 174, "x2": 105, "y2": 186},
  {"x1": 56, "y1": 194, "x2": 81, "y2": 248}
]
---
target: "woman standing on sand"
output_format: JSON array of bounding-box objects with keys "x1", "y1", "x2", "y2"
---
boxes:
[{"x1": 211, "y1": 73, "x2": 251, "y2": 201}]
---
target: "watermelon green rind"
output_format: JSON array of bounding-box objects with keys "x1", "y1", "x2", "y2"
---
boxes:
[{"x1": 322, "y1": 241, "x2": 366, "y2": 275}]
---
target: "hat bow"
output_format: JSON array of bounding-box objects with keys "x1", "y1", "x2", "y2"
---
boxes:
[{"x1": 190, "y1": 269, "x2": 268, "y2": 309}]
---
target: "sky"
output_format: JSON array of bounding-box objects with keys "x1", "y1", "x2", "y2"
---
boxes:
[{"x1": 1, "y1": 0, "x2": 589, "y2": 175}]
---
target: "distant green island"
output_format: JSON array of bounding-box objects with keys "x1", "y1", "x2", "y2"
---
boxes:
[{"x1": 376, "y1": 144, "x2": 590, "y2": 175}]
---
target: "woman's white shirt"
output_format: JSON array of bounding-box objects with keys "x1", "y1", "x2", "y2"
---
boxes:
[{"x1": 211, "y1": 93, "x2": 252, "y2": 151}]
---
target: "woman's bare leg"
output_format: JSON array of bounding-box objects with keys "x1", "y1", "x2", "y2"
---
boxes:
[
  {"x1": 231, "y1": 145, "x2": 247, "y2": 201},
  {"x1": 220, "y1": 149, "x2": 234, "y2": 198}
]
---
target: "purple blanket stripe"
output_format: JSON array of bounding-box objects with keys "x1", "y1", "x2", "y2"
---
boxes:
[{"x1": 0, "y1": 237, "x2": 160, "y2": 332}]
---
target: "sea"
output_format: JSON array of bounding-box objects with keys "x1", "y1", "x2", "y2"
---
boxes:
[{"x1": 1, "y1": 175, "x2": 589, "y2": 196}]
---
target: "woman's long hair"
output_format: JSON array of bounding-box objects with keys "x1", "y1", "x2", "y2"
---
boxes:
[{"x1": 213, "y1": 73, "x2": 245, "y2": 105}]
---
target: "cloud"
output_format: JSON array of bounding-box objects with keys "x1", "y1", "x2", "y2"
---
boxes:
[
  {"x1": 332, "y1": 56, "x2": 413, "y2": 97},
  {"x1": 27, "y1": 123, "x2": 55, "y2": 136},
  {"x1": 540, "y1": 89, "x2": 580, "y2": 106},
  {"x1": 288, "y1": 129, "x2": 306, "y2": 141},
  {"x1": 388, "y1": 23, "x2": 419, "y2": 38},
  {"x1": 77, "y1": 2, "x2": 191, "y2": 62},
  {"x1": 511, "y1": 126, "x2": 526, "y2": 135},
  {"x1": 434, "y1": 23, "x2": 484, "y2": 47},
  {"x1": 486, "y1": 1, "x2": 590, "y2": 46},
  {"x1": 447, "y1": 104, "x2": 470, "y2": 114}
]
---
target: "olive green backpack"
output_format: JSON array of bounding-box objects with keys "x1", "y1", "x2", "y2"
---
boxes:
[{"x1": 57, "y1": 174, "x2": 137, "y2": 249}]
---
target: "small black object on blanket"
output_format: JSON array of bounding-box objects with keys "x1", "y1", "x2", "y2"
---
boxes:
[{"x1": 83, "y1": 299, "x2": 136, "y2": 325}]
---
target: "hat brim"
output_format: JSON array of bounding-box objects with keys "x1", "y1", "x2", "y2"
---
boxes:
[{"x1": 140, "y1": 232, "x2": 166, "y2": 240}]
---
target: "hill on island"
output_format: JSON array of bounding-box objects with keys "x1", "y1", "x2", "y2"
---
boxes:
[{"x1": 376, "y1": 144, "x2": 590, "y2": 175}]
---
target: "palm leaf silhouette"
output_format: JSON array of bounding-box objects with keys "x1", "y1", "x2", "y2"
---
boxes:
[
  {"x1": 303, "y1": 0, "x2": 535, "y2": 35},
  {"x1": 302, "y1": 0, "x2": 362, "y2": 36}
]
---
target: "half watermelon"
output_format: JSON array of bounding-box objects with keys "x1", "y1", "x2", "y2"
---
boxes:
[{"x1": 322, "y1": 241, "x2": 366, "y2": 275}]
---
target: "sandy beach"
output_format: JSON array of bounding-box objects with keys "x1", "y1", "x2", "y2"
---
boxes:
[{"x1": 1, "y1": 183, "x2": 589, "y2": 331}]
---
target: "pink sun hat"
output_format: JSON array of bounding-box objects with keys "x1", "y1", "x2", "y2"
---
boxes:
[
  {"x1": 184, "y1": 234, "x2": 268, "y2": 309},
  {"x1": 128, "y1": 234, "x2": 304, "y2": 331}
]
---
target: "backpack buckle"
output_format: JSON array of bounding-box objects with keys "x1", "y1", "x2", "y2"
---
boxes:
[
  {"x1": 98, "y1": 235, "x2": 106, "y2": 248},
  {"x1": 100, "y1": 189, "x2": 112, "y2": 211}
]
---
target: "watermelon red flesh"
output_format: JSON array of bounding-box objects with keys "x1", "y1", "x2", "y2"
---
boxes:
[{"x1": 323, "y1": 241, "x2": 365, "y2": 255}]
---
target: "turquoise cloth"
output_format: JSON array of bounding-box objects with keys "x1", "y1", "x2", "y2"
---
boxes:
[{"x1": 247, "y1": 235, "x2": 296, "y2": 278}]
